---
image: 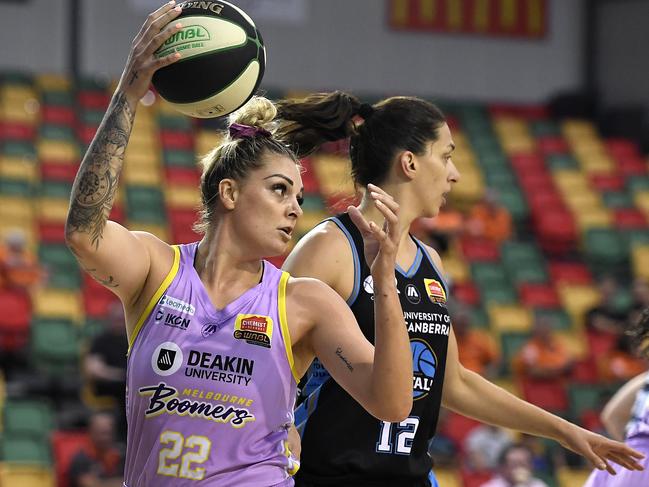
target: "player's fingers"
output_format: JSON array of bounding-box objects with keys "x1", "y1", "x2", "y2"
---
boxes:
[
  {"x1": 143, "y1": 50, "x2": 182, "y2": 74},
  {"x1": 139, "y1": 2, "x2": 183, "y2": 47},
  {"x1": 348, "y1": 206, "x2": 373, "y2": 237},
  {"x1": 605, "y1": 453, "x2": 641, "y2": 471},
  {"x1": 134, "y1": 1, "x2": 179, "y2": 45},
  {"x1": 143, "y1": 20, "x2": 183, "y2": 57}
]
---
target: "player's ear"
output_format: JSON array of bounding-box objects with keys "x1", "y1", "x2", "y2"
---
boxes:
[{"x1": 219, "y1": 179, "x2": 239, "y2": 210}]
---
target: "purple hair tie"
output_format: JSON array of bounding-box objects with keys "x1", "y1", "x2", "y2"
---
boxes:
[{"x1": 229, "y1": 123, "x2": 271, "y2": 139}]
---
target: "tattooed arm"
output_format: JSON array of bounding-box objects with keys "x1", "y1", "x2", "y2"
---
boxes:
[{"x1": 65, "y1": 2, "x2": 183, "y2": 306}]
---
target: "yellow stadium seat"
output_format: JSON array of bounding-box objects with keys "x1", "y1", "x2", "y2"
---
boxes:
[
  {"x1": 37, "y1": 197, "x2": 70, "y2": 223},
  {"x1": 33, "y1": 288, "x2": 83, "y2": 323},
  {"x1": 557, "y1": 284, "x2": 600, "y2": 329},
  {"x1": 441, "y1": 255, "x2": 469, "y2": 284},
  {"x1": 553, "y1": 170, "x2": 589, "y2": 191},
  {"x1": 574, "y1": 207, "x2": 612, "y2": 231},
  {"x1": 0, "y1": 464, "x2": 54, "y2": 487},
  {"x1": 0, "y1": 102, "x2": 39, "y2": 124},
  {"x1": 449, "y1": 171, "x2": 484, "y2": 203},
  {"x1": 123, "y1": 165, "x2": 162, "y2": 186},
  {"x1": 562, "y1": 119, "x2": 598, "y2": 139},
  {"x1": 488, "y1": 304, "x2": 533, "y2": 333},
  {"x1": 563, "y1": 191, "x2": 602, "y2": 211},
  {"x1": 0, "y1": 156, "x2": 38, "y2": 182},
  {"x1": 37, "y1": 140, "x2": 79, "y2": 162},
  {"x1": 634, "y1": 190, "x2": 649, "y2": 216},
  {"x1": 631, "y1": 245, "x2": 649, "y2": 280},
  {"x1": 129, "y1": 131, "x2": 159, "y2": 151},
  {"x1": 501, "y1": 136, "x2": 536, "y2": 154},
  {"x1": 432, "y1": 468, "x2": 461, "y2": 487},
  {"x1": 579, "y1": 155, "x2": 614, "y2": 174},
  {"x1": 132, "y1": 107, "x2": 156, "y2": 130},
  {"x1": 165, "y1": 186, "x2": 201, "y2": 209},
  {"x1": 128, "y1": 222, "x2": 169, "y2": 242},
  {"x1": 0, "y1": 196, "x2": 34, "y2": 222},
  {"x1": 35, "y1": 73, "x2": 72, "y2": 91},
  {"x1": 125, "y1": 149, "x2": 161, "y2": 169},
  {"x1": 557, "y1": 330, "x2": 587, "y2": 359},
  {"x1": 0, "y1": 84, "x2": 37, "y2": 101},
  {"x1": 196, "y1": 130, "x2": 224, "y2": 156},
  {"x1": 556, "y1": 466, "x2": 592, "y2": 487}
]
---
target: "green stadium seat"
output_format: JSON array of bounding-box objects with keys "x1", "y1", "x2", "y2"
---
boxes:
[
  {"x1": 2, "y1": 141, "x2": 37, "y2": 158},
  {"x1": 163, "y1": 149, "x2": 196, "y2": 168},
  {"x1": 301, "y1": 194, "x2": 325, "y2": 212},
  {"x1": 502, "y1": 241, "x2": 542, "y2": 265},
  {"x1": 79, "y1": 109, "x2": 104, "y2": 126},
  {"x1": 533, "y1": 309, "x2": 573, "y2": 330},
  {"x1": 39, "y1": 180, "x2": 72, "y2": 199},
  {"x1": 478, "y1": 153, "x2": 510, "y2": 171},
  {"x1": 30, "y1": 319, "x2": 80, "y2": 375},
  {"x1": 530, "y1": 120, "x2": 561, "y2": 137},
  {"x1": 627, "y1": 175, "x2": 649, "y2": 194},
  {"x1": 499, "y1": 331, "x2": 530, "y2": 374},
  {"x1": 602, "y1": 191, "x2": 634, "y2": 209},
  {"x1": 470, "y1": 262, "x2": 508, "y2": 286},
  {"x1": 158, "y1": 114, "x2": 193, "y2": 131},
  {"x1": 3, "y1": 400, "x2": 54, "y2": 439},
  {"x1": 508, "y1": 260, "x2": 548, "y2": 284},
  {"x1": 39, "y1": 124, "x2": 76, "y2": 142},
  {"x1": 496, "y1": 186, "x2": 528, "y2": 222},
  {"x1": 480, "y1": 284, "x2": 517, "y2": 305},
  {"x1": 546, "y1": 154, "x2": 579, "y2": 170},
  {"x1": 0, "y1": 178, "x2": 34, "y2": 197},
  {"x1": 484, "y1": 168, "x2": 517, "y2": 188},
  {"x1": 0, "y1": 435, "x2": 51, "y2": 465},
  {"x1": 582, "y1": 228, "x2": 628, "y2": 274},
  {"x1": 41, "y1": 90, "x2": 74, "y2": 106},
  {"x1": 568, "y1": 384, "x2": 619, "y2": 421},
  {"x1": 38, "y1": 244, "x2": 80, "y2": 289}
]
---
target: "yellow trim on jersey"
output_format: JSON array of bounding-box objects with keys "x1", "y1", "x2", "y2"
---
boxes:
[
  {"x1": 128, "y1": 245, "x2": 181, "y2": 353},
  {"x1": 278, "y1": 271, "x2": 300, "y2": 383}
]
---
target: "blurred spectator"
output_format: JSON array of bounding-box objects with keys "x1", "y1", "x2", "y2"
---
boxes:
[
  {"x1": 69, "y1": 411, "x2": 124, "y2": 487},
  {"x1": 585, "y1": 276, "x2": 627, "y2": 335},
  {"x1": 465, "y1": 424, "x2": 513, "y2": 470},
  {"x1": 453, "y1": 306, "x2": 501, "y2": 378},
  {"x1": 598, "y1": 333, "x2": 648, "y2": 383},
  {"x1": 479, "y1": 443, "x2": 549, "y2": 487},
  {"x1": 415, "y1": 204, "x2": 465, "y2": 254},
  {"x1": 513, "y1": 317, "x2": 574, "y2": 380},
  {"x1": 0, "y1": 229, "x2": 44, "y2": 291},
  {"x1": 84, "y1": 302, "x2": 127, "y2": 440},
  {"x1": 630, "y1": 278, "x2": 649, "y2": 314},
  {"x1": 466, "y1": 190, "x2": 513, "y2": 244}
]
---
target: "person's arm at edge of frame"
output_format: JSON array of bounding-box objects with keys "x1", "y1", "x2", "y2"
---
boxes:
[
  {"x1": 600, "y1": 372, "x2": 646, "y2": 441},
  {"x1": 420, "y1": 243, "x2": 645, "y2": 475}
]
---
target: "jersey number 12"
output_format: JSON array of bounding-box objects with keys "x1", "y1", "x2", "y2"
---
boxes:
[{"x1": 376, "y1": 416, "x2": 420, "y2": 455}]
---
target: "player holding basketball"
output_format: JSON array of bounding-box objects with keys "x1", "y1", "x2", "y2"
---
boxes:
[
  {"x1": 65, "y1": 4, "x2": 412, "y2": 486},
  {"x1": 584, "y1": 308, "x2": 649, "y2": 486},
  {"x1": 276, "y1": 92, "x2": 645, "y2": 487}
]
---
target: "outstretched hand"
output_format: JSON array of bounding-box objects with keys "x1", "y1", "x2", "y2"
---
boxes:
[
  {"x1": 560, "y1": 424, "x2": 644, "y2": 475},
  {"x1": 348, "y1": 184, "x2": 401, "y2": 276},
  {"x1": 116, "y1": 1, "x2": 184, "y2": 106}
]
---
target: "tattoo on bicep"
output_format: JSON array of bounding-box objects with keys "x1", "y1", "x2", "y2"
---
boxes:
[
  {"x1": 84, "y1": 267, "x2": 120, "y2": 288},
  {"x1": 66, "y1": 91, "x2": 134, "y2": 249},
  {"x1": 335, "y1": 347, "x2": 354, "y2": 372}
]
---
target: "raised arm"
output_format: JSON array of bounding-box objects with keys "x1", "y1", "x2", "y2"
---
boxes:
[
  {"x1": 601, "y1": 372, "x2": 646, "y2": 441},
  {"x1": 287, "y1": 185, "x2": 412, "y2": 422},
  {"x1": 65, "y1": 3, "x2": 182, "y2": 308}
]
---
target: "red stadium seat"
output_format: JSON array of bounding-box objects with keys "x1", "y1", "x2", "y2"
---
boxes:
[
  {"x1": 438, "y1": 412, "x2": 481, "y2": 453},
  {"x1": 571, "y1": 357, "x2": 599, "y2": 384},
  {"x1": 38, "y1": 222, "x2": 67, "y2": 243},
  {"x1": 0, "y1": 121, "x2": 35, "y2": 140},
  {"x1": 618, "y1": 157, "x2": 647, "y2": 177},
  {"x1": 605, "y1": 138, "x2": 639, "y2": 159},
  {"x1": 548, "y1": 261, "x2": 593, "y2": 285},
  {"x1": 82, "y1": 274, "x2": 119, "y2": 318},
  {"x1": 51, "y1": 430, "x2": 92, "y2": 487},
  {"x1": 460, "y1": 237, "x2": 499, "y2": 262},
  {"x1": 589, "y1": 174, "x2": 624, "y2": 193},
  {"x1": 614, "y1": 209, "x2": 647, "y2": 229},
  {"x1": 534, "y1": 211, "x2": 577, "y2": 255},
  {"x1": 452, "y1": 282, "x2": 480, "y2": 307},
  {"x1": 160, "y1": 130, "x2": 194, "y2": 150},
  {"x1": 165, "y1": 166, "x2": 201, "y2": 187},
  {"x1": 510, "y1": 153, "x2": 546, "y2": 173},
  {"x1": 519, "y1": 377, "x2": 568, "y2": 413},
  {"x1": 0, "y1": 288, "x2": 31, "y2": 351},
  {"x1": 536, "y1": 136, "x2": 569, "y2": 155},
  {"x1": 518, "y1": 283, "x2": 560, "y2": 309},
  {"x1": 40, "y1": 161, "x2": 79, "y2": 182},
  {"x1": 41, "y1": 105, "x2": 76, "y2": 125},
  {"x1": 77, "y1": 91, "x2": 110, "y2": 110},
  {"x1": 77, "y1": 125, "x2": 98, "y2": 144},
  {"x1": 586, "y1": 330, "x2": 618, "y2": 358},
  {"x1": 517, "y1": 170, "x2": 555, "y2": 193}
]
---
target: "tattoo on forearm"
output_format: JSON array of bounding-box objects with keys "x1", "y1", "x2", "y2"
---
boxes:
[
  {"x1": 335, "y1": 347, "x2": 354, "y2": 372},
  {"x1": 66, "y1": 91, "x2": 134, "y2": 249},
  {"x1": 129, "y1": 71, "x2": 139, "y2": 85}
]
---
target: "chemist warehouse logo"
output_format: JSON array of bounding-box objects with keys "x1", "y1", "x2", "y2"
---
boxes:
[
  {"x1": 411, "y1": 339, "x2": 437, "y2": 400},
  {"x1": 423, "y1": 279, "x2": 447, "y2": 305},
  {"x1": 233, "y1": 314, "x2": 273, "y2": 348}
]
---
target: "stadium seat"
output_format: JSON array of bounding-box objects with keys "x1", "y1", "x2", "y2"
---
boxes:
[
  {"x1": 519, "y1": 283, "x2": 560, "y2": 309},
  {"x1": 438, "y1": 412, "x2": 481, "y2": 453},
  {"x1": 614, "y1": 208, "x2": 647, "y2": 229},
  {"x1": 3, "y1": 399, "x2": 54, "y2": 438},
  {"x1": 0, "y1": 434, "x2": 51, "y2": 464},
  {"x1": 548, "y1": 261, "x2": 593, "y2": 285},
  {"x1": 461, "y1": 238, "x2": 499, "y2": 262},
  {"x1": 0, "y1": 464, "x2": 54, "y2": 487},
  {"x1": 557, "y1": 284, "x2": 600, "y2": 329},
  {"x1": 519, "y1": 377, "x2": 568, "y2": 413},
  {"x1": 452, "y1": 282, "x2": 480, "y2": 306},
  {"x1": 0, "y1": 288, "x2": 31, "y2": 350},
  {"x1": 51, "y1": 430, "x2": 91, "y2": 487},
  {"x1": 33, "y1": 288, "x2": 83, "y2": 322},
  {"x1": 488, "y1": 304, "x2": 532, "y2": 333},
  {"x1": 30, "y1": 318, "x2": 80, "y2": 376},
  {"x1": 499, "y1": 332, "x2": 531, "y2": 374},
  {"x1": 433, "y1": 468, "x2": 462, "y2": 487}
]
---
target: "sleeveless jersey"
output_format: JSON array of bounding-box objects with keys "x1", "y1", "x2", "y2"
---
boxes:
[
  {"x1": 124, "y1": 243, "x2": 299, "y2": 487},
  {"x1": 626, "y1": 371, "x2": 649, "y2": 440},
  {"x1": 295, "y1": 213, "x2": 451, "y2": 487}
]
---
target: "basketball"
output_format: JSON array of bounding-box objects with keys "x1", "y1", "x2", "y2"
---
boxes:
[
  {"x1": 152, "y1": 1, "x2": 266, "y2": 118},
  {"x1": 411, "y1": 340, "x2": 437, "y2": 378}
]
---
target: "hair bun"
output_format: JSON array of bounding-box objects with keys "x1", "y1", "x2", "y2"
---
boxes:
[
  {"x1": 229, "y1": 96, "x2": 278, "y2": 134},
  {"x1": 358, "y1": 103, "x2": 375, "y2": 120}
]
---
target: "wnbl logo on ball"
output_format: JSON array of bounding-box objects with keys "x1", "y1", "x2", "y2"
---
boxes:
[{"x1": 411, "y1": 339, "x2": 437, "y2": 400}]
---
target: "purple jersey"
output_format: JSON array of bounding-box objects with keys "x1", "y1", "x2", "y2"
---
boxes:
[
  {"x1": 124, "y1": 243, "x2": 299, "y2": 487},
  {"x1": 625, "y1": 371, "x2": 649, "y2": 440}
]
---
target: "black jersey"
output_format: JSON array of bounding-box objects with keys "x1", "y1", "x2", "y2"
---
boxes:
[{"x1": 294, "y1": 213, "x2": 451, "y2": 487}]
